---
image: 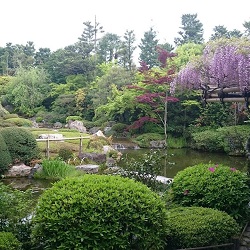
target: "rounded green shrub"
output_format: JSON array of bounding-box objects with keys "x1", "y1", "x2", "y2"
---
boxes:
[
  {"x1": 0, "y1": 127, "x2": 40, "y2": 164},
  {"x1": 165, "y1": 206, "x2": 240, "y2": 249},
  {"x1": 4, "y1": 117, "x2": 33, "y2": 127},
  {"x1": 0, "y1": 133, "x2": 12, "y2": 173},
  {"x1": 3, "y1": 113, "x2": 19, "y2": 119},
  {"x1": 111, "y1": 123, "x2": 127, "y2": 134},
  {"x1": 31, "y1": 175, "x2": 168, "y2": 249},
  {"x1": 170, "y1": 163, "x2": 250, "y2": 224},
  {"x1": 0, "y1": 232, "x2": 21, "y2": 250}
]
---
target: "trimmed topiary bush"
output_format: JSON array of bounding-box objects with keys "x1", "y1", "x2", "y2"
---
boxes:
[
  {"x1": 165, "y1": 206, "x2": 240, "y2": 249},
  {"x1": 4, "y1": 117, "x2": 33, "y2": 127},
  {"x1": 170, "y1": 163, "x2": 250, "y2": 224},
  {"x1": 0, "y1": 232, "x2": 21, "y2": 250},
  {"x1": 0, "y1": 133, "x2": 12, "y2": 174},
  {"x1": 0, "y1": 127, "x2": 40, "y2": 164},
  {"x1": 3, "y1": 113, "x2": 19, "y2": 119},
  {"x1": 31, "y1": 175, "x2": 168, "y2": 249}
]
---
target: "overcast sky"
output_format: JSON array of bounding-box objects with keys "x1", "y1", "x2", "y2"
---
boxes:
[{"x1": 1, "y1": 0, "x2": 250, "y2": 51}]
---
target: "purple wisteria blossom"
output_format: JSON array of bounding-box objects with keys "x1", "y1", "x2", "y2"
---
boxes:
[{"x1": 172, "y1": 39, "x2": 250, "y2": 93}]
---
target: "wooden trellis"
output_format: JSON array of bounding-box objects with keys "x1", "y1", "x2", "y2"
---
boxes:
[{"x1": 201, "y1": 86, "x2": 250, "y2": 107}]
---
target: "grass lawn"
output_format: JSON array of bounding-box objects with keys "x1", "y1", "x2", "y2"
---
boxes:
[{"x1": 29, "y1": 128, "x2": 91, "y2": 159}]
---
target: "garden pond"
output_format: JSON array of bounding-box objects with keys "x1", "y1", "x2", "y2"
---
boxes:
[{"x1": 1, "y1": 146, "x2": 249, "y2": 192}]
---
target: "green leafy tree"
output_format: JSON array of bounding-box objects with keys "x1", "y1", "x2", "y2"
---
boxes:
[
  {"x1": 91, "y1": 63, "x2": 135, "y2": 113},
  {"x1": 6, "y1": 67, "x2": 50, "y2": 116},
  {"x1": 0, "y1": 48, "x2": 9, "y2": 75},
  {"x1": 158, "y1": 42, "x2": 174, "y2": 52},
  {"x1": 78, "y1": 19, "x2": 104, "y2": 56},
  {"x1": 34, "y1": 47, "x2": 51, "y2": 66},
  {"x1": 210, "y1": 25, "x2": 243, "y2": 40},
  {"x1": 139, "y1": 27, "x2": 159, "y2": 68},
  {"x1": 210, "y1": 25, "x2": 229, "y2": 40},
  {"x1": 119, "y1": 30, "x2": 136, "y2": 70},
  {"x1": 97, "y1": 33, "x2": 121, "y2": 63},
  {"x1": 94, "y1": 83, "x2": 144, "y2": 123},
  {"x1": 45, "y1": 43, "x2": 98, "y2": 84},
  {"x1": 174, "y1": 13, "x2": 204, "y2": 46},
  {"x1": 243, "y1": 20, "x2": 250, "y2": 37},
  {"x1": 170, "y1": 43, "x2": 203, "y2": 71},
  {"x1": 228, "y1": 29, "x2": 243, "y2": 38}
]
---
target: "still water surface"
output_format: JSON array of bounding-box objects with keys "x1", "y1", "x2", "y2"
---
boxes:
[
  {"x1": 1, "y1": 147, "x2": 249, "y2": 191},
  {"x1": 118, "y1": 148, "x2": 249, "y2": 178}
]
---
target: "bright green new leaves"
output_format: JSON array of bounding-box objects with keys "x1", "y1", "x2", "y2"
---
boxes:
[
  {"x1": 166, "y1": 207, "x2": 240, "y2": 249},
  {"x1": 6, "y1": 67, "x2": 50, "y2": 116},
  {"x1": 170, "y1": 163, "x2": 250, "y2": 224},
  {"x1": 31, "y1": 175, "x2": 168, "y2": 249}
]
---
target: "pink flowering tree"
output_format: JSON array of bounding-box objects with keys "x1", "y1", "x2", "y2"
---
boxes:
[{"x1": 171, "y1": 38, "x2": 250, "y2": 105}]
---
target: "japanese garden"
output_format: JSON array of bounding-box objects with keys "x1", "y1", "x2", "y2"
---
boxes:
[{"x1": 1, "y1": 13, "x2": 250, "y2": 249}]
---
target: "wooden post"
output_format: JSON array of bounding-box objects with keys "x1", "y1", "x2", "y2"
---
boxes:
[
  {"x1": 46, "y1": 138, "x2": 50, "y2": 159},
  {"x1": 79, "y1": 135, "x2": 83, "y2": 156}
]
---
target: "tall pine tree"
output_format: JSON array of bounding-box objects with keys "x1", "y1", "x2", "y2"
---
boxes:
[
  {"x1": 139, "y1": 27, "x2": 159, "y2": 68},
  {"x1": 174, "y1": 14, "x2": 204, "y2": 46}
]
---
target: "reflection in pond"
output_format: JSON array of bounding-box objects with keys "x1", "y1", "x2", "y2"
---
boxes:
[
  {"x1": 1, "y1": 148, "x2": 249, "y2": 191},
  {"x1": 118, "y1": 148, "x2": 249, "y2": 178},
  {"x1": 1, "y1": 177, "x2": 56, "y2": 194}
]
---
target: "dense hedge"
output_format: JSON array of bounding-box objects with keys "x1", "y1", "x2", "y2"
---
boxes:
[
  {"x1": 0, "y1": 133, "x2": 12, "y2": 173},
  {"x1": 165, "y1": 207, "x2": 240, "y2": 249},
  {"x1": 0, "y1": 232, "x2": 21, "y2": 250},
  {"x1": 191, "y1": 125, "x2": 250, "y2": 155},
  {"x1": 31, "y1": 174, "x2": 168, "y2": 249},
  {"x1": 170, "y1": 163, "x2": 250, "y2": 224},
  {"x1": 0, "y1": 127, "x2": 39, "y2": 164}
]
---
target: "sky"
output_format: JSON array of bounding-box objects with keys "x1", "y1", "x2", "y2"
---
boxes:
[{"x1": 1, "y1": 0, "x2": 250, "y2": 52}]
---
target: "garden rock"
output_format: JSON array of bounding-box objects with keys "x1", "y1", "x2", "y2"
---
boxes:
[
  {"x1": 53, "y1": 122, "x2": 63, "y2": 129},
  {"x1": 150, "y1": 140, "x2": 165, "y2": 148},
  {"x1": 103, "y1": 145, "x2": 114, "y2": 153},
  {"x1": 68, "y1": 120, "x2": 86, "y2": 133},
  {"x1": 88, "y1": 127, "x2": 100, "y2": 134},
  {"x1": 75, "y1": 164, "x2": 99, "y2": 173},
  {"x1": 79, "y1": 152, "x2": 106, "y2": 164},
  {"x1": 38, "y1": 134, "x2": 64, "y2": 140},
  {"x1": 94, "y1": 130, "x2": 105, "y2": 137},
  {"x1": 5, "y1": 163, "x2": 32, "y2": 177},
  {"x1": 28, "y1": 163, "x2": 43, "y2": 178},
  {"x1": 106, "y1": 157, "x2": 116, "y2": 167}
]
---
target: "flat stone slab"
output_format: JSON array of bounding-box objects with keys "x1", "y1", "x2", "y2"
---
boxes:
[{"x1": 75, "y1": 164, "x2": 99, "y2": 173}]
